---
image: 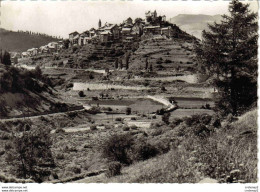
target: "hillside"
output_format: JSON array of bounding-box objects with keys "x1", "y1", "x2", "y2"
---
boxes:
[
  {"x1": 169, "y1": 14, "x2": 222, "y2": 39},
  {"x1": 72, "y1": 109, "x2": 257, "y2": 183},
  {"x1": 0, "y1": 65, "x2": 78, "y2": 118},
  {"x1": 0, "y1": 28, "x2": 61, "y2": 52}
]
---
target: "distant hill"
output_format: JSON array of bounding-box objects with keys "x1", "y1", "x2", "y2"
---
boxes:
[
  {"x1": 0, "y1": 28, "x2": 61, "y2": 52},
  {"x1": 169, "y1": 14, "x2": 222, "y2": 39}
]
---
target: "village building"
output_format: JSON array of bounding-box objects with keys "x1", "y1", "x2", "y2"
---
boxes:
[
  {"x1": 143, "y1": 25, "x2": 161, "y2": 35},
  {"x1": 145, "y1": 10, "x2": 157, "y2": 22},
  {"x1": 79, "y1": 31, "x2": 91, "y2": 46},
  {"x1": 132, "y1": 21, "x2": 144, "y2": 36},
  {"x1": 121, "y1": 27, "x2": 132, "y2": 38},
  {"x1": 21, "y1": 52, "x2": 29, "y2": 58},
  {"x1": 89, "y1": 28, "x2": 97, "y2": 38},
  {"x1": 99, "y1": 31, "x2": 112, "y2": 42},
  {"x1": 69, "y1": 31, "x2": 80, "y2": 46}
]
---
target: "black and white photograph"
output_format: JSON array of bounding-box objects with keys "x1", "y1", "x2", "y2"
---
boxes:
[{"x1": 0, "y1": 0, "x2": 258, "y2": 190}]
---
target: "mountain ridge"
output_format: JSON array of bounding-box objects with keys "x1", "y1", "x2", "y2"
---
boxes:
[
  {"x1": 0, "y1": 28, "x2": 61, "y2": 52},
  {"x1": 169, "y1": 14, "x2": 222, "y2": 39}
]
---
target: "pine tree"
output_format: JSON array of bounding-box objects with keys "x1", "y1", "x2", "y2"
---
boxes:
[
  {"x1": 114, "y1": 58, "x2": 118, "y2": 69},
  {"x1": 119, "y1": 59, "x2": 123, "y2": 69},
  {"x1": 145, "y1": 58, "x2": 148, "y2": 70},
  {"x1": 149, "y1": 64, "x2": 153, "y2": 72},
  {"x1": 125, "y1": 53, "x2": 130, "y2": 70},
  {"x1": 2, "y1": 51, "x2": 11, "y2": 66},
  {"x1": 196, "y1": 0, "x2": 257, "y2": 116}
]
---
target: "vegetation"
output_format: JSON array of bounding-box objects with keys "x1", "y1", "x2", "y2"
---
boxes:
[
  {"x1": 0, "y1": 28, "x2": 61, "y2": 52},
  {"x1": 6, "y1": 125, "x2": 55, "y2": 182},
  {"x1": 196, "y1": 0, "x2": 257, "y2": 116}
]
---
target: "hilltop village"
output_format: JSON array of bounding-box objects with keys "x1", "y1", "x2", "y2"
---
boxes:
[
  {"x1": 69, "y1": 10, "x2": 181, "y2": 46},
  {"x1": 16, "y1": 10, "x2": 191, "y2": 60}
]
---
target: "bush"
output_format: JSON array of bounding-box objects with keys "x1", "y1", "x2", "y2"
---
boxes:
[
  {"x1": 162, "y1": 112, "x2": 171, "y2": 125},
  {"x1": 0, "y1": 150, "x2": 5, "y2": 156},
  {"x1": 68, "y1": 165, "x2": 81, "y2": 174},
  {"x1": 78, "y1": 91, "x2": 85, "y2": 97},
  {"x1": 0, "y1": 132, "x2": 10, "y2": 140},
  {"x1": 165, "y1": 59, "x2": 172, "y2": 64},
  {"x1": 102, "y1": 133, "x2": 133, "y2": 165},
  {"x1": 55, "y1": 128, "x2": 65, "y2": 134},
  {"x1": 115, "y1": 117, "x2": 122, "y2": 122},
  {"x1": 161, "y1": 86, "x2": 167, "y2": 92},
  {"x1": 56, "y1": 153, "x2": 65, "y2": 160},
  {"x1": 170, "y1": 118, "x2": 183, "y2": 127},
  {"x1": 156, "y1": 108, "x2": 165, "y2": 115},
  {"x1": 134, "y1": 142, "x2": 159, "y2": 161},
  {"x1": 106, "y1": 161, "x2": 122, "y2": 177},
  {"x1": 130, "y1": 117, "x2": 136, "y2": 121},
  {"x1": 150, "y1": 128, "x2": 163, "y2": 136},
  {"x1": 90, "y1": 125, "x2": 97, "y2": 131},
  {"x1": 123, "y1": 126, "x2": 130, "y2": 131},
  {"x1": 130, "y1": 125, "x2": 138, "y2": 130},
  {"x1": 125, "y1": 107, "x2": 132, "y2": 115}
]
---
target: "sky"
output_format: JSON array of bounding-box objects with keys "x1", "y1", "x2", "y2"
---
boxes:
[{"x1": 1, "y1": 0, "x2": 258, "y2": 38}]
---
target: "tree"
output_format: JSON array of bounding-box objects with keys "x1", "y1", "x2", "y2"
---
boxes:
[
  {"x1": 114, "y1": 58, "x2": 118, "y2": 69},
  {"x1": 162, "y1": 112, "x2": 171, "y2": 125},
  {"x1": 145, "y1": 58, "x2": 148, "y2": 70},
  {"x1": 195, "y1": 0, "x2": 257, "y2": 116},
  {"x1": 135, "y1": 18, "x2": 143, "y2": 24},
  {"x1": 6, "y1": 126, "x2": 55, "y2": 182},
  {"x1": 125, "y1": 107, "x2": 131, "y2": 115},
  {"x1": 63, "y1": 39, "x2": 70, "y2": 49},
  {"x1": 125, "y1": 53, "x2": 130, "y2": 70},
  {"x1": 2, "y1": 51, "x2": 11, "y2": 66},
  {"x1": 119, "y1": 59, "x2": 123, "y2": 69},
  {"x1": 149, "y1": 64, "x2": 153, "y2": 72}
]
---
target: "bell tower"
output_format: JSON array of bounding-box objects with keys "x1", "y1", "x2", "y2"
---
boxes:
[{"x1": 98, "y1": 19, "x2": 102, "y2": 28}]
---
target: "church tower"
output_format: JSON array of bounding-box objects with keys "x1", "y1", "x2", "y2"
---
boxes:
[{"x1": 98, "y1": 19, "x2": 102, "y2": 28}]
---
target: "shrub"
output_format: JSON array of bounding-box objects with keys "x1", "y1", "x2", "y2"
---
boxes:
[
  {"x1": 0, "y1": 133, "x2": 10, "y2": 140},
  {"x1": 55, "y1": 128, "x2": 65, "y2": 134},
  {"x1": 162, "y1": 112, "x2": 171, "y2": 125},
  {"x1": 226, "y1": 114, "x2": 238, "y2": 123},
  {"x1": 152, "y1": 115, "x2": 156, "y2": 119},
  {"x1": 106, "y1": 161, "x2": 122, "y2": 178},
  {"x1": 0, "y1": 150, "x2": 5, "y2": 156},
  {"x1": 130, "y1": 125, "x2": 138, "y2": 130},
  {"x1": 134, "y1": 142, "x2": 159, "y2": 161},
  {"x1": 68, "y1": 165, "x2": 81, "y2": 174},
  {"x1": 125, "y1": 107, "x2": 132, "y2": 115},
  {"x1": 68, "y1": 111, "x2": 78, "y2": 118},
  {"x1": 90, "y1": 125, "x2": 97, "y2": 131},
  {"x1": 165, "y1": 59, "x2": 172, "y2": 64},
  {"x1": 170, "y1": 118, "x2": 183, "y2": 127},
  {"x1": 78, "y1": 91, "x2": 85, "y2": 97},
  {"x1": 56, "y1": 153, "x2": 65, "y2": 160},
  {"x1": 156, "y1": 108, "x2": 165, "y2": 115},
  {"x1": 115, "y1": 117, "x2": 122, "y2": 122},
  {"x1": 161, "y1": 86, "x2": 167, "y2": 92},
  {"x1": 150, "y1": 128, "x2": 163, "y2": 136},
  {"x1": 6, "y1": 127, "x2": 55, "y2": 182},
  {"x1": 66, "y1": 83, "x2": 73, "y2": 88},
  {"x1": 102, "y1": 133, "x2": 133, "y2": 165},
  {"x1": 122, "y1": 126, "x2": 130, "y2": 131},
  {"x1": 130, "y1": 117, "x2": 136, "y2": 121}
]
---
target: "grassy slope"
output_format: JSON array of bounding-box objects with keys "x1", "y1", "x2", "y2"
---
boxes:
[
  {"x1": 0, "y1": 28, "x2": 61, "y2": 52},
  {"x1": 129, "y1": 36, "x2": 197, "y2": 72},
  {"x1": 104, "y1": 109, "x2": 257, "y2": 183}
]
